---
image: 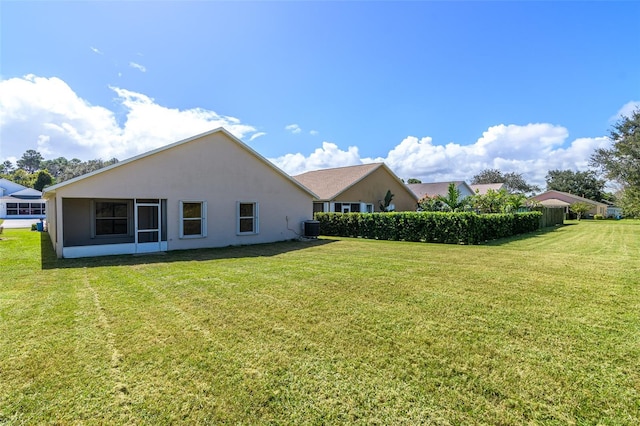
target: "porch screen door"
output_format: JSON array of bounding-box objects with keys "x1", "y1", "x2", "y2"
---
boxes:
[{"x1": 136, "y1": 202, "x2": 161, "y2": 253}]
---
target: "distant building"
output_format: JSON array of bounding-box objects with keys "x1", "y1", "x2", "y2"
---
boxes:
[
  {"x1": 0, "y1": 178, "x2": 46, "y2": 219},
  {"x1": 293, "y1": 163, "x2": 418, "y2": 213},
  {"x1": 469, "y1": 183, "x2": 505, "y2": 195},
  {"x1": 408, "y1": 181, "x2": 475, "y2": 201}
]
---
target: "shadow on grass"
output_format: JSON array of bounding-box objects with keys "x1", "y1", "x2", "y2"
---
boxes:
[
  {"x1": 482, "y1": 224, "x2": 570, "y2": 246},
  {"x1": 40, "y1": 232, "x2": 336, "y2": 270}
]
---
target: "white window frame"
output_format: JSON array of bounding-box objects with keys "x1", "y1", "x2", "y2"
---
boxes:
[
  {"x1": 179, "y1": 201, "x2": 207, "y2": 239},
  {"x1": 237, "y1": 201, "x2": 259, "y2": 235}
]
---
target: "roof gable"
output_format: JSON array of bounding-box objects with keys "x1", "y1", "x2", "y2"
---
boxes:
[
  {"x1": 0, "y1": 178, "x2": 28, "y2": 196},
  {"x1": 43, "y1": 128, "x2": 317, "y2": 198},
  {"x1": 10, "y1": 188, "x2": 43, "y2": 198},
  {"x1": 293, "y1": 163, "x2": 385, "y2": 200}
]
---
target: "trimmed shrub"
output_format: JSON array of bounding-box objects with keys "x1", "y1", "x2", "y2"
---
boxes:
[{"x1": 315, "y1": 211, "x2": 542, "y2": 245}]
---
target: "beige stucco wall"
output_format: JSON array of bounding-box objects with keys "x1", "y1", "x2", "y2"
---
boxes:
[
  {"x1": 45, "y1": 131, "x2": 313, "y2": 257},
  {"x1": 337, "y1": 167, "x2": 418, "y2": 212}
]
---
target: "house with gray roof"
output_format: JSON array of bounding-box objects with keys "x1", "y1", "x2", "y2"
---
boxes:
[
  {"x1": 408, "y1": 181, "x2": 475, "y2": 201},
  {"x1": 293, "y1": 163, "x2": 418, "y2": 213}
]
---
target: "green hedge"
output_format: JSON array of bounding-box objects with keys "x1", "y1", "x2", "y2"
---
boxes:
[{"x1": 315, "y1": 211, "x2": 542, "y2": 244}]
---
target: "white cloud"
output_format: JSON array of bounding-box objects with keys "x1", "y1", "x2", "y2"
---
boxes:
[
  {"x1": 285, "y1": 124, "x2": 302, "y2": 134},
  {"x1": 90, "y1": 46, "x2": 103, "y2": 55},
  {"x1": 611, "y1": 100, "x2": 640, "y2": 122},
  {"x1": 310, "y1": 130, "x2": 319, "y2": 136},
  {"x1": 249, "y1": 132, "x2": 267, "y2": 141},
  {"x1": 272, "y1": 123, "x2": 612, "y2": 189},
  {"x1": 129, "y1": 62, "x2": 147, "y2": 73},
  {"x1": 0, "y1": 74, "x2": 259, "y2": 161},
  {"x1": 270, "y1": 142, "x2": 362, "y2": 176}
]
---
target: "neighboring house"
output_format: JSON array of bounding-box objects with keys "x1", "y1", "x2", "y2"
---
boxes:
[
  {"x1": 0, "y1": 178, "x2": 46, "y2": 219},
  {"x1": 408, "y1": 181, "x2": 475, "y2": 201},
  {"x1": 43, "y1": 128, "x2": 316, "y2": 259},
  {"x1": 602, "y1": 200, "x2": 623, "y2": 218},
  {"x1": 469, "y1": 183, "x2": 505, "y2": 195},
  {"x1": 529, "y1": 190, "x2": 608, "y2": 218},
  {"x1": 293, "y1": 163, "x2": 418, "y2": 213}
]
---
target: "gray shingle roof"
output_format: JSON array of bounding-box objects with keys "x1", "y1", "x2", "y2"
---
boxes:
[{"x1": 407, "y1": 181, "x2": 469, "y2": 199}]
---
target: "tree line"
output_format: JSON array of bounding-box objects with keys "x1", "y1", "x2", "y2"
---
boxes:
[{"x1": 1, "y1": 150, "x2": 119, "y2": 191}]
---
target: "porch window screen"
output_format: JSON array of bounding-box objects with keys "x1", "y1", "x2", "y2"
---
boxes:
[{"x1": 95, "y1": 201, "x2": 129, "y2": 236}]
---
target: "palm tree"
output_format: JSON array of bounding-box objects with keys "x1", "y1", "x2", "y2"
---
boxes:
[{"x1": 437, "y1": 183, "x2": 468, "y2": 212}]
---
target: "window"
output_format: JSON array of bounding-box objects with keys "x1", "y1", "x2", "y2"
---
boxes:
[
  {"x1": 94, "y1": 201, "x2": 130, "y2": 236},
  {"x1": 365, "y1": 203, "x2": 374, "y2": 213},
  {"x1": 6, "y1": 202, "x2": 45, "y2": 215},
  {"x1": 180, "y1": 201, "x2": 207, "y2": 238},
  {"x1": 333, "y1": 202, "x2": 361, "y2": 213},
  {"x1": 237, "y1": 202, "x2": 258, "y2": 234},
  {"x1": 7, "y1": 202, "x2": 18, "y2": 216}
]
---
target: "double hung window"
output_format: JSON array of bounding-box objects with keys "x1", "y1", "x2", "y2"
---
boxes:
[
  {"x1": 180, "y1": 201, "x2": 207, "y2": 238},
  {"x1": 237, "y1": 202, "x2": 258, "y2": 234}
]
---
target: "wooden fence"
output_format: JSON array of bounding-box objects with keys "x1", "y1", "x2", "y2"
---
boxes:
[{"x1": 538, "y1": 207, "x2": 565, "y2": 228}]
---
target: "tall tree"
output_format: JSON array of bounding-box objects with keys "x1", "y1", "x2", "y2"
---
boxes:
[
  {"x1": 591, "y1": 109, "x2": 640, "y2": 217},
  {"x1": 545, "y1": 169, "x2": 606, "y2": 202},
  {"x1": 471, "y1": 169, "x2": 539, "y2": 195},
  {"x1": 407, "y1": 178, "x2": 422, "y2": 184},
  {"x1": 10, "y1": 169, "x2": 35, "y2": 187},
  {"x1": 1, "y1": 160, "x2": 14, "y2": 175},
  {"x1": 41, "y1": 157, "x2": 70, "y2": 180},
  {"x1": 33, "y1": 170, "x2": 54, "y2": 191},
  {"x1": 16, "y1": 150, "x2": 44, "y2": 173}
]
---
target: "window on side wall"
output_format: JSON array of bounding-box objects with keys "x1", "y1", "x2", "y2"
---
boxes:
[
  {"x1": 180, "y1": 201, "x2": 207, "y2": 238},
  {"x1": 237, "y1": 202, "x2": 259, "y2": 235}
]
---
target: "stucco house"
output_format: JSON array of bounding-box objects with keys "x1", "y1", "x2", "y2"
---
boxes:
[
  {"x1": 529, "y1": 190, "x2": 608, "y2": 218},
  {"x1": 408, "y1": 181, "x2": 475, "y2": 201},
  {"x1": 43, "y1": 128, "x2": 316, "y2": 258},
  {"x1": 292, "y1": 163, "x2": 418, "y2": 213},
  {"x1": 0, "y1": 178, "x2": 46, "y2": 219}
]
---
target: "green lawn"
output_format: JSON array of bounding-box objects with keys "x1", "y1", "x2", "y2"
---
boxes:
[{"x1": 1, "y1": 221, "x2": 639, "y2": 424}]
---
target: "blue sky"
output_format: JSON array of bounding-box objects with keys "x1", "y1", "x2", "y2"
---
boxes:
[{"x1": 1, "y1": 1, "x2": 639, "y2": 187}]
